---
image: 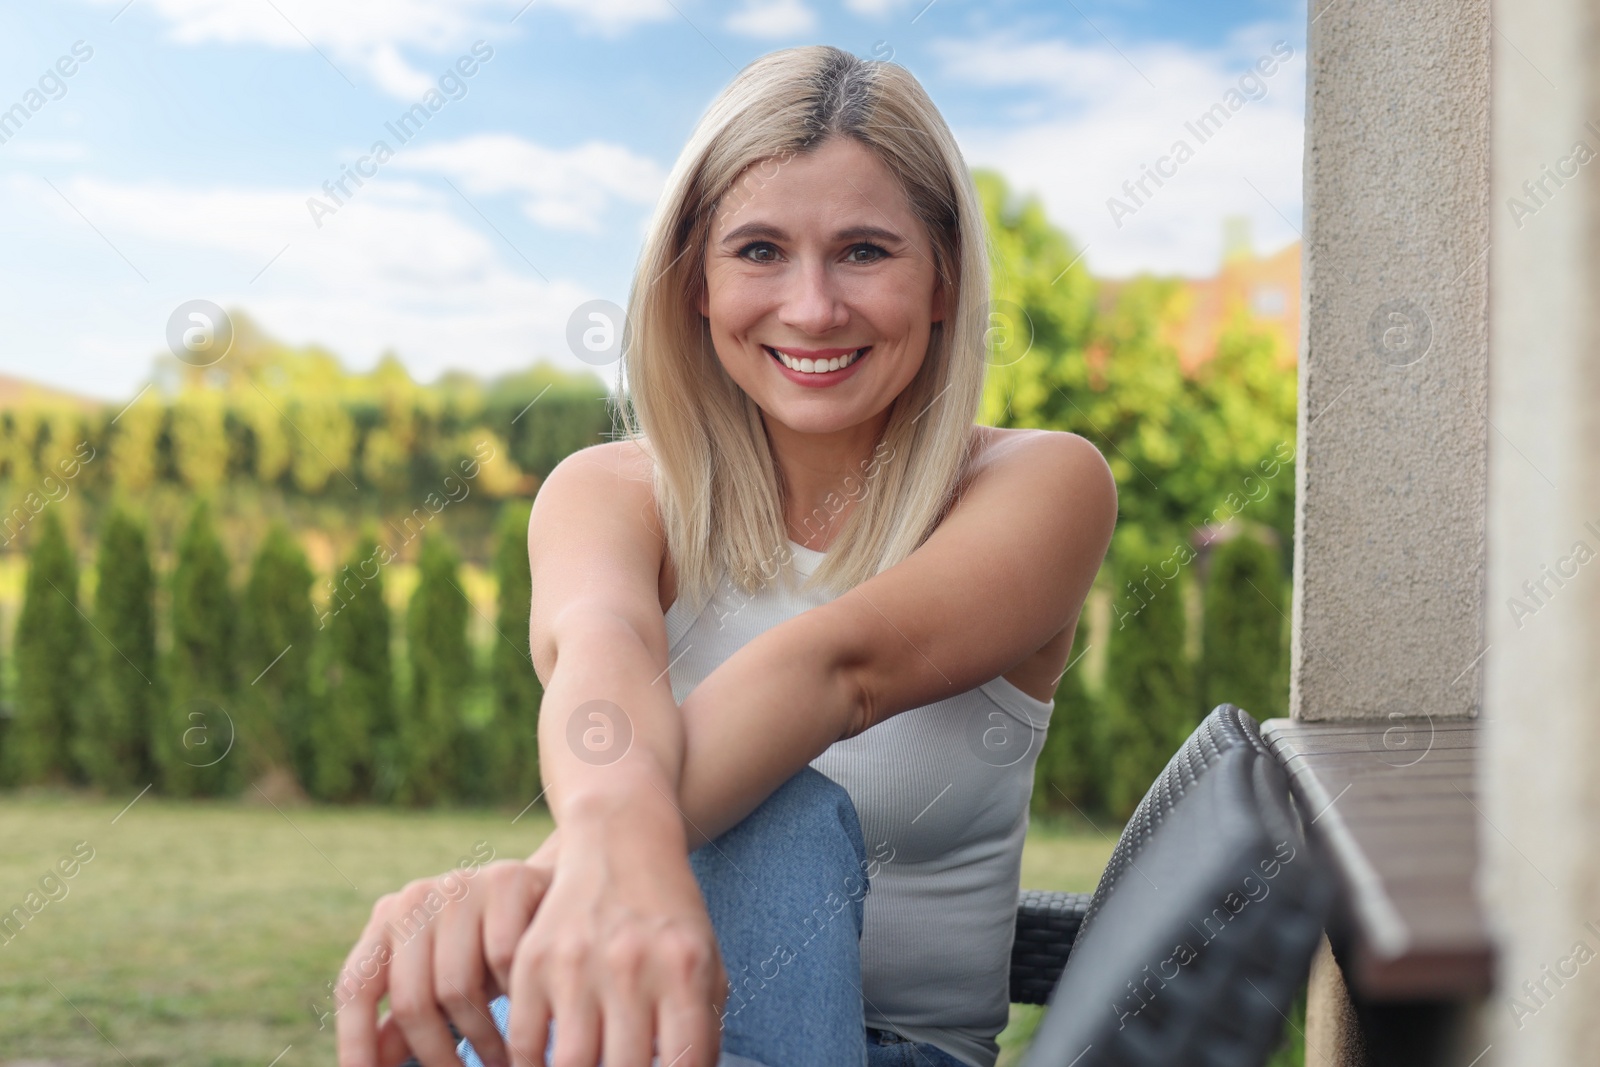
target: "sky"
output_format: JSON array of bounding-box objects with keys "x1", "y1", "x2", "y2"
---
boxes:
[{"x1": 0, "y1": 0, "x2": 1306, "y2": 401}]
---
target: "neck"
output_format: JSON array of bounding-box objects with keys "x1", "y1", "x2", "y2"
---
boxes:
[{"x1": 764, "y1": 409, "x2": 890, "y2": 551}]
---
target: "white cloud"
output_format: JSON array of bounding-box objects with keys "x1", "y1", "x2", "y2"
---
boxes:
[
  {"x1": 74, "y1": 0, "x2": 676, "y2": 96},
  {"x1": 395, "y1": 133, "x2": 668, "y2": 232},
  {"x1": 842, "y1": 0, "x2": 906, "y2": 16},
  {"x1": 725, "y1": 0, "x2": 816, "y2": 38},
  {"x1": 6, "y1": 172, "x2": 609, "y2": 391},
  {"x1": 5, "y1": 139, "x2": 91, "y2": 162},
  {"x1": 930, "y1": 25, "x2": 1306, "y2": 277},
  {"x1": 364, "y1": 42, "x2": 440, "y2": 99}
]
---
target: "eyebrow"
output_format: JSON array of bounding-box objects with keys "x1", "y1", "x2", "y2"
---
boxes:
[{"x1": 718, "y1": 222, "x2": 907, "y2": 246}]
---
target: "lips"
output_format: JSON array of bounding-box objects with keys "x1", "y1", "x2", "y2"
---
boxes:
[{"x1": 763, "y1": 345, "x2": 871, "y2": 374}]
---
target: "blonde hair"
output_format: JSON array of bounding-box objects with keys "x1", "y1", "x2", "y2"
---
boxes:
[{"x1": 618, "y1": 44, "x2": 991, "y2": 614}]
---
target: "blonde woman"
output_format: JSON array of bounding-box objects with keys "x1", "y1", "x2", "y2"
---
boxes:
[{"x1": 337, "y1": 44, "x2": 1116, "y2": 1067}]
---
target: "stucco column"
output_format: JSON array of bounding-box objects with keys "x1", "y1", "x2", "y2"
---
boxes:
[
  {"x1": 1292, "y1": 2, "x2": 1491, "y2": 723},
  {"x1": 1483, "y1": 0, "x2": 1600, "y2": 1064},
  {"x1": 1294, "y1": 3, "x2": 1492, "y2": 1062}
]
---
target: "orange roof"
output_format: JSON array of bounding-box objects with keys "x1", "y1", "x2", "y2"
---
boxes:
[
  {"x1": 0, "y1": 373, "x2": 104, "y2": 410},
  {"x1": 1097, "y1": 232, "x2": 1301, "y2": 374},
  {"x1": 1172, "y1": 237, "x2": 1300, "y2": 372}
]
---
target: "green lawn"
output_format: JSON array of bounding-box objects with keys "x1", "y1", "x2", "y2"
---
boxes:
[{"x1": 0, "y1": 793, "x2": 1300, "y2": 1067}]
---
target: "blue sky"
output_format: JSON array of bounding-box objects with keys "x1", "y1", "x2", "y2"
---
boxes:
[{"x1": 0, "y1": 0, "x2": 1305, "y2": 400}]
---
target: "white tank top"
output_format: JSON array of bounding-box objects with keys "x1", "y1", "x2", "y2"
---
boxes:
[{"x1": 664, "y1": 539, "x2": 1055, "y2": 1067}]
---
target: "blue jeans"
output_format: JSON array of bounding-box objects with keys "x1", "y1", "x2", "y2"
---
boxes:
[{"x1": 456, "y1": 767, "x2": 971, "y2": 1067}]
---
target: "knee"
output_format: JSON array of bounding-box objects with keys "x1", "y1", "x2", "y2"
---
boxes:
[
  {"x1": 690, "y1": 767, "x2": 868, "y2": 904},
  {"x1": 749, "y1": 766, "x2": 866, "y2": 870}
]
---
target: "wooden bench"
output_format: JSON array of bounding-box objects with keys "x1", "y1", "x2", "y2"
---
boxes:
[{"x1": 1260, "y1": 717, "x2": 1491, "y2": 997}]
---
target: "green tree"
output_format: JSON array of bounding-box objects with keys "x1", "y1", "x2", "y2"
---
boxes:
[
  {"x1": 490, "y1": 501, "x2": 542, "y2": 805},
  {"x1": 1101, "y1": 527, "x2": 1198, "y2": 819},
  {"x1": 170, "y1": 391, "x2": 229, "y2": 492},
  {"x1": 400, "y1": 532, "x2": 470, "y2": 805},
  {"x1": 1031, "y1": 643, "x2": 1102, "y2": 816},
  {"x1": 238, "y1": 525, "x2": 317, "y2": 787},
  {"x1": 8, "y1": 510, "x2": 86, "y2": 785},
  {"x1": 156, "y1": 499, "x2": 239, "y2": 796},
  {"x1": 75, "y1": 508, "x2": 159, "y2": 791},
  {"x1": 974, "y1": 168, "x2": 1296, "y2": 541},
  {"x1": 314, "y1": 533, "x2": 397, "y2": 801},
  {"x1": 1200, "y1": 530, "x2": 1288, "y2": 720},
  {"x1": 287, "y1": 398, "x2": 356, "y2": 493}
]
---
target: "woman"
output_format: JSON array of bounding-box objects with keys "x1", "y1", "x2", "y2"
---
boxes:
[{"x1": 336, "y1": 44, "x2": 1115, "y2": 1067}]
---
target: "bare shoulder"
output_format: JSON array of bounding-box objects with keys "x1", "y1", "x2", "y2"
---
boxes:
[
  {"x1": 532, "y1": 438, "x2": 663, "y2": 539},
  {"x1": 964, "y1": 426, "x2": 1117, "y2": 511},
  {"x1": 527, "y1": 438, "x2": 669, "y2": 676}
]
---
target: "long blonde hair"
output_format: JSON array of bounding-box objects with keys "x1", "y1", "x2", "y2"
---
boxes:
[{"x1": 618, "y1": 44, "x2": 991, "y2": 614}]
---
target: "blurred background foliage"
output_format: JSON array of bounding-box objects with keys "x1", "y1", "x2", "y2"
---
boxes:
[{"x1": 0, "y1": 169, "x2": 1297, "y2": 821}]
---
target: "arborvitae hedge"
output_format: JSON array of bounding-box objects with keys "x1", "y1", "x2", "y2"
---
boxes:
[
  {"x1": 314, "y1": 532, "x2": 396, "y2": 802},
  {"x1": 1101, "y1": 528, "x2": 1197, "y2": 819},
  {"x1": 1031, "y1": 642, "x2": 1102, "y2": 817},
  {"x1": 238, "y1": 524, "x2": 316, "y2": 787},
  {"x1": 1200, "y1": 530, "x2": 1288, "y2": 721},
  {"x1": 490, "y1": 501, "x2": 541, "y2": 806},
  {"x1": 9, "y1": 510, "x2": 85, "y2": 785},
  {"x1": 400, "y1": 532, "x2": 470, "y2": 805},
  {"x1": 157, "y1": 499, "x2": 239, "y2": 796},
  {"x1": 76, "y1": 507, "x2": 159, "y2": 791}
]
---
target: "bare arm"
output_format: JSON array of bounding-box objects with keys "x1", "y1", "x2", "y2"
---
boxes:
[
  {"x1": 527, "y1": 444, "x2": 686, "y2": 828},
  {"x1": 533, "y1": 432, "x2": 1115, "y2": 851},
  {"x1": 671, "y1": 430, "x2": 1117, "y2": 844},
  {"x1": 335, "y1": 439, "x2": 713, "y2": 1067}
]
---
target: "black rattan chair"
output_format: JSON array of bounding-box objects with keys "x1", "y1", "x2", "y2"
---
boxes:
[
  {"x1": 1009, "y1": 888, "x2": 1094, "y2": 1005},
  {"x1": 1016, "y1": 703, "x2": 1335, "y2": 1067}
]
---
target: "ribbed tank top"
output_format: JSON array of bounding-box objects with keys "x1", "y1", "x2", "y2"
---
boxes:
[{"x1": 663, "y1": 539, "x2": 1055, "y2": 1067}]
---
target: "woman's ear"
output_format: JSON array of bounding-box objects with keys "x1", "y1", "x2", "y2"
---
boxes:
[
  {"x1": 930, "y1": 277, "x2": 947, "y2": 324},
  {"x1": 697, "y1": 280, "x2": 710, "y2": 318}
]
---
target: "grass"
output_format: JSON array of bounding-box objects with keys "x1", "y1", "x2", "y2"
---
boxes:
[
  {"x1": 0, "y1": 794, "x2": 1301, "y2": 1067},
  {"x1": 0, "y1": 789, "x2": 555, "y2": 1066},
  {"x1": 0, "y1": 793, "x2": 1108, "y2": 1066}
]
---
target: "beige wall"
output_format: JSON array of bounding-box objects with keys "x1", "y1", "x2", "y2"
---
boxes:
[
  {"x1": 1292, "y1": 2, "x2": 1490, "y2": 722},
  {"x1": 1483, "y1": 0, "x2": 1600, "y2": 1063}
]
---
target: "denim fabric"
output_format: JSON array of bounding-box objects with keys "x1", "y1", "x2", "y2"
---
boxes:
[
  {"x1": 456, "y1": 767, "x2": 880, "y2": 1067},
  {"x1": 865, "y1": 1027, "x2": 976, "y2": 1067}
]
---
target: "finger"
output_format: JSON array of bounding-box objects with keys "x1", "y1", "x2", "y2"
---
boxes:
[
  {"x1": 387, "y1": 907, "x2": 469, "y2": 1067},
  {"x1": 596, "y1": 927, "x2": 653, "y2": 1067},
  {"x1": 656, "y1": 990, "x2": 722, "y2": 1067},
  {"x1": 336, "y1": 909, "x2": 397, "y2": 1067},
  {"x1": 506, "y1": 930, "x2": 554, "y2": 1067},
  {"x1": 599, "y1": 983, "x2": 653, "y2": 1067},
  {"x1": 375, "y1": 1010, "x2": 423, "y2": 1067},
  {"x1": 655, "y1": 935, "x2": 726, "y2": 1067},
  {"x1": 482, "y1": 863, "x2": 547, "y2": 997},
  {"x1": 434, "y1": 896, "x2": 510, "y2": 1067},
  {"x1": 547, "y1": 987, "x2": 601, "y2": 1067}
]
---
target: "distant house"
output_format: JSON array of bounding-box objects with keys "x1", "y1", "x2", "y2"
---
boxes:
[
  {"x1": 0, "y1": 374, "x2": 102, "y2": 411},
  {"x1": 1099, "y1": 218, "x2": 1301, "y2": 373}
]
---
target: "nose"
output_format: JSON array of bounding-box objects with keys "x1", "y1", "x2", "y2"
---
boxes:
[{"x1": 778, "y1": 256, "x2": 850, "y2": 338}]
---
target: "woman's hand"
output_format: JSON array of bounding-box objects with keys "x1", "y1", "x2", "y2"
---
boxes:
[
  {"x1": 335, "y1": 849, "x2": 557, "y2": 1067},
  {"x1": 506, "y1": 780, "x2": 728, "y2": 1067}
]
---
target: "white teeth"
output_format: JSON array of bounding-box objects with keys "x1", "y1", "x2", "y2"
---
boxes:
[{"x1": 770, "y1": 347, "x2": 866, "y2": 374}]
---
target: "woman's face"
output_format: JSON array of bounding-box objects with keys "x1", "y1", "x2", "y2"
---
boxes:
[{"x1": 698, "y1": 136, "x2": 946, "y2": 437}]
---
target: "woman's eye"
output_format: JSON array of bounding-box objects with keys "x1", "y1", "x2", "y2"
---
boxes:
[
  {"x1": 739, "y1": 242, "x2": 778, "y2": 263},
  {"x1": 847, "y1": 243, "x2": 888, "y2": 263}
]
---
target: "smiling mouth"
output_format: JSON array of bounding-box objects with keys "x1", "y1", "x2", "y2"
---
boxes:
[{"x1": 763, "y1": 345, "x2": 871, "y2": 374}]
